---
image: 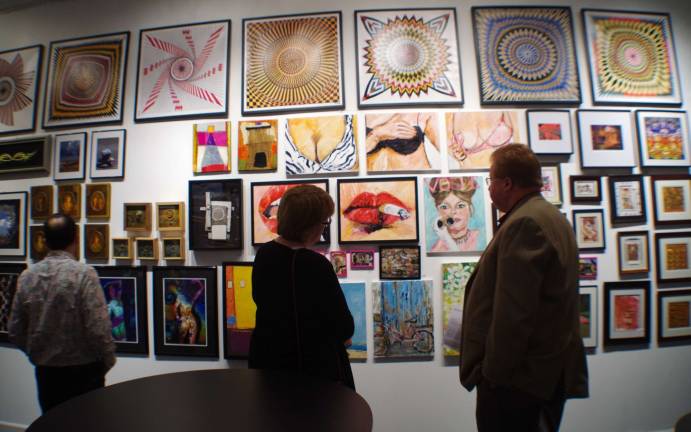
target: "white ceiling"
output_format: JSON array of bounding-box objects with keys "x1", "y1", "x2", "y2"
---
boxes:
[{"x1": 0, "y1": 0, "x2": 64, "y2": 13}]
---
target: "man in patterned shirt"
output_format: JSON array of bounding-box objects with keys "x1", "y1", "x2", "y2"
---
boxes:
[{"x1": 9, "y1": 214, "x2": 116, "y2": 413}]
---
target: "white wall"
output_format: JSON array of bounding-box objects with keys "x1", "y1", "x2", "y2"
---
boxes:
[{"x1": 1, "y1": 0, "x2": 691, "y2": 430}]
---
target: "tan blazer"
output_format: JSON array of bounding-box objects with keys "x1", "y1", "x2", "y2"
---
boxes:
[{"x1": 459, "y1": 193, "x2": 588, "y2": 400}]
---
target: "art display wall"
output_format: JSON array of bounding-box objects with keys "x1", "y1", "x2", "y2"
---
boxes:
[{"x1": 1, "y1": 0, "x2": 691, "y2": 431}]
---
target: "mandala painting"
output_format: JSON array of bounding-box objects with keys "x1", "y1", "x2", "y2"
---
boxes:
[
  {"x1": 135, "y1": 20, "x2": 230, "y2": 122},
  {"x1": 0, "y1": 45, "x2": 42, "y2": 136},
  {"x1": 242, "y1": 12, "x2": 344, "y2": 115},
  {"x1": 43, "y1": 32, "x2": 128, "y2": 128},
  {"x1": 583, "y1": 10, "x2": 682, "y2": 105},
  {"x1": 472, "y1": 7, "x2": 580, "y2": 104},
  {"x1": 355, "y1": 8, "x2": 462, "y2": 107}
]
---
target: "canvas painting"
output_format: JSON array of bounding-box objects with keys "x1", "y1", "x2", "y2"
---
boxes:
[
  {"x1": 379, "y1": 246, "x2": 420, "y2": 280},
  {"x1": 0, "y1": 264, "x2": 26, "y2": 342},
  {"x1": 30, "y1": 185, "x2": 53, "y2": 220},
  {"x1": 341, "y1": 282, "x2": 367, "y2": 360},
  {"x1": 84, "y1": 224, "x2": 109, "y2": 260},
  {"x1": 223, "y1": 262, "x2": 256, "y2": 358},
  {"x1": 238, "y1": 119, "x2": 278, "y2": 171},
  {"x1": 442, "y1": 262, "x2": 476, "y2": 356},
  {"x1": 188, "y1": 179, "x2": 243, "y2": 250},
  {"x1": 0, "y1": 45, "x2": 42, "y2": 136},
  {"x1": 0, "y1": 192, "x2": 26, "y2": 257},
  {"x1": 29, "y1": 225, "x2": 47, "y2": 261},
  {"x1": 636, "y1": 111, "x2": 690, "y2": 167},
  {"x1": 90, "y1": 129, "x2": 125, "y2": 179},
  {"x1": 53, "y1": 132, "x2": 86, "y2": 181},
  {"x1": 57, "y1": 184, "x2": 81, "y2": 220},
  {"x1": 330, "y1": 251, "x2": 347, "y2": 278},
  {"x1": 193, "y1": 121, "x2": 231, "y2": 174}
]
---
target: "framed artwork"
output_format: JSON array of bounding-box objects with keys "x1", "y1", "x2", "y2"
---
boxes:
[
  {"x1": 655, "y1": 232, "x2": 691, "y2": 283},
  {"x1": 330, "y1": 251, "x2": 347, "y2": 278},
  {"x1": 30, "y1": 185, "x2": 53, "y2": 220},
  {"x1": 617, "y1": 231, "x2": 649, "y2": 275},
  {"x1": 57, "y1": 184, "x2": 81, "y2": 219},
  {"x1": 473, "y1": 7, "x2": 580, "y2": 104},
  {"x1": 112, "y1": 237, "x2": 132, "y2": 260},
  {"x1": 85, "y1": 183, "x2": 110, "y2": 219},
  {"x1": 604, "y1": 280, "x2": 650, "y2": 347},
  {"x1": 135, "y1": 20, "x2": 230, "y2": 122},
  {"x1": 446, "y1": 111, "x2": 522, "y2": 170},
  {"x1": 490, "y1": 204, "x2": 506, "y2": 235},
  {"x1": 372, "y1": 279, "x2": 433, "y2": 359},
  {"x1": 569, "y1": 176, "x2": 601, "y2": 204},
  {"x1": 135, "y1": 237, "x2": 158, "y2": 261},
  {"x1": 442, "y1": 262, "x2": 476, "y2": 356},
  {"x1": 53, "y1": 132, "x2": 86, "y2": 181},
  {"x1": 285, "y1": 114, "x2": 359, "y2": 175},
  {"x1": 84, "y1": 224, "x2": 109, "y2": 260},
  {"x1": 350, "y1": 249, "x2": 375, "y2": 270},
  {"x1": 541, "y1": 166, "x2": 562, "y2": 206},
  {"x1": 123, "y1": 203, "x2": 152, "y2": 232},
  {"x1": 423, "y1": 176, "x2": 488, "y2": 253},
  {"x1": 43, "y1": 32, "x2": 129, "y2": 128},
  {"x1": 156, "y1": 202, "x2": 184, "y2": 231},
  {"x1": 0, "y1": 192, "x2": 27, "y2": 257},
  {"x1": 238, "y1": 119, "x2": 278, "y2": 172},
  {"x1": 579, "y1": 257, "x2": 598, "y2": 281},
  {"x1": 527, "y1": 110, "x2": 573, "y2": 154},
  {"x1": 242, "y1": 12, "x2": 344, "y2": 115},
  {"x1": 651, "y1": 175, "x2": 691, "y2": 226},
  {"x1": 577, "y1": 110, "x2": 635, "y2": 168},
  {"x1": 162, "y1": 237, "x2": 185, "y2": 261},
  {"x1": 73, "y1": 224, "x2": 81, "y2": 260},
  {"x1": 354, "y1": 8, "x2": 463, "y2": 108},
  {"x1": 658, "y1": 290, "x2": 691, "y2": 343},
  {"x1": 95, "y1": 266, "x2": 148, "y2": 354},
  {"x1": 0, "y1": 263, "x2": 27, "y2": 343},
  {"x1": 636, "y1": 110, "x2": 690, "y2": 167},
  {"x1": 582, "y1": 10, "x2": 682, "y2": 106},
  {"x1": 250, "y1": 180, "x2": 329, "y2": 246},
  {"x1": 0, "y1": 136, "x2": 51, "y2": 176},
  {"x1": 579, "y1": 285, "x2": 597, "y2": 349},
  {"x1": 338, "y1": 177, "x2": 419, "y2": 244},
  {"x1": 573, "y1": 209, "x2": 605, "y2": 251},
  {"x1": 90, "y1": 129, "x2": 125, "y2": 179},
  {"x1": 341, "y1": 282, "x2": 367, "y2": 361},
  {"x1": 193, "y1": 121, "x2": 231, "y2": 174},
  {"x1": 153, "y1": 266, "x2": 218, "y2": 357},
  {"x1": 188, "y1": 178, "x2": 242, "y2": 250},
  {"x1": 29, "y1": 225, "x2": 47, "y2": 261},
  {"x1": 379, "y1": 246, "x2": 421, "y2": 280},
  {"x1": 0, "y1": 45, "x2": 42, "y2": 136},
  {"x1": 222, "y1": 262, "x2": 256, "y2": 359},
  {"x1": 608, "y1": 175, "x2": 646, "y2": 225}
]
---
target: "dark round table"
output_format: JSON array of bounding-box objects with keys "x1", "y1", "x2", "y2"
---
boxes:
[{"x1": 26, "y1": 369, "x2": 373, "y2": 432}]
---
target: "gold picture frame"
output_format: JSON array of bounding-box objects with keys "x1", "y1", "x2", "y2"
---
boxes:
[
  {"x1": 57, "y1": 183, "x2": 81, "y2": 219},
  {"x1": 112, "y1": 237, "x2": 132, "y2": 260},
  {"x1": 84, "y1": 224, "x2": 109, "y2": 260},
  {"x1": 30, "y1": 185, "x2": 53, "y2": 220},
  {"x1": 124, "y1": 203, "x2": 152, "y2": 232},
  {"x1": 135, "y1": 237, "x2": 158, "y2": 260},
  {"x1": 85, "y1": 183, "x2": 111, "y2": 219},
  {"x1": 156, "y1": 202, "x2": 185, "y2": 231},
  {"x1": 161, "y1": 237, "x2": 185, "y2": 260}
]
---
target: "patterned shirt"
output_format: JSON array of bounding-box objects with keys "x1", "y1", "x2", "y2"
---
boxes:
[{"x1": 9, "y1": 250, "x2": 116, "y2": 370}]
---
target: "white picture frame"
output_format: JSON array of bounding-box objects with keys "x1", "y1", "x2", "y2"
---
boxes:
[
  {"x1": 53, "y1": 132, "x2": 86, "y2": 181},
  {"x1": 90, "y1": 129, "x2": 126, "y2": 179},
  {"x1": 527, "y1": 110, "x2": 573, "y2": 155},
  {"x1": 636, "y1": 110, "x2": 690, "y2": 167},
  {"x1": 577, "y1": 110, "x2": 635, "y2": 168}
]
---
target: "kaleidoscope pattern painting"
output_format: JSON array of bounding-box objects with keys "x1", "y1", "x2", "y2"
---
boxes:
[
  {"x1": 472, "y1": 7, "x2": 580, "y2": 104},
  {"x1": 0, "y1": 45, "x2": 42, "y2": 136}
]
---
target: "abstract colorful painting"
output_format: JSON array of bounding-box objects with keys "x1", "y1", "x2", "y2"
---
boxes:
[
  {"x1": 372, "y1": 279, "x2": 433, "y2": 359},
  {"x1": 341, "y1": 282, "x2": 367, "y2": 360},
  {"x1": 583, "y1": 10, "x2": 682, "y2": 105},
  {"x1": 604, "y1": 281, "x2": 650, "y2": 346},
  {"x1": 43, "y1": 32, "x2": 128, "y2": 128},
  {"x1": 0, "y1": 192, "x2": 26, "y2": 257},
  {"x1": 188, "y1": 179, "x2": 243, "y2": 250},
  {"x1": 442, "y1": 262, "x2": 476, "y2": 356},
  {"x1": 636, "y1": 110, "x2": 690, "y2": 167},
  {"x1": 379, "y1": 246, "x2": 420, "y2": 280},
  {"x1": 0, "y1": 263, "x2": 26, "y2": 343},
  {"x1": 472, "y1": 7, "x2": 580, "y2": 104},
  {"x1": 355, "y1": 8, "x2": 462, "y2": 108},
  {"x1": 0, "y1": 45, "x2": 42, "y2": 136},
  {"x1": 193, "y1": 121, "x2": 231, "y2": 174},
  {"x1": 223, "y1": 262, "x2": 256, "y2": 358},
  {"x1": 238, "y1": 119, "x2": 278, "y2": 171},
  {"x1": 135, "y1": 20, "x2": 229, "y2": 122},
  {"x1": 579, "y1": 257, "x2": 598, "y2": 280}
]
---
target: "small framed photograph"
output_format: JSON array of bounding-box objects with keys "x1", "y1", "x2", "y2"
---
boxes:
[
  {"x1": 569, "y1": 176, "x2": 601, "y2": 204},
  {"x1": 658, "y1": 290, "x2": 691, "y2": 343},
  {"x1": 57, "y1": 183, "x2": 81, "y2": 220},
  {"x1": 540, "y1": 165, "x2": 562, "y2": 206},
  {"x1": 330, "y1": 251, "x2": 347, "y2": 278},
  {"x1": 84, "y1": 224, "x2": 109, "y2": 260},
  {"x1": 53, "y1": 132, "x2": 87, "y2": 181},
  {"x1": 29, "y1": 225, "x2": 48, "y2": 261},
  {"x1": 527, "y1": 110, "x2": 573, "y2": 155},
  {"x1": 604, "y1": 281, "x2": 650, "y2": 347},
  {"x1": 379, "y1": 245, "x2": 421, "y2": 280},
  {"x1": 222, "y1": 262, "x2": 256, "y2": 358},
  {"x1": 579, "y1": 285, "x2": 597, "y2": 349},
  {"x1": 579, "y1": 256, "x2": 598, "y2": 280},
  {"x1": 617, "y1": 231, "x2": 649, "y2": 276},
  {"x1": 636, "y1": 110, "x2": 690, "y2": 168},
  {"x1": 162, "y1": 237, "x2": 185, "y2": 261},
  {"x1": 156, "y1": 202, "x2": 185, "y2": 231},
  {"x1": 655, "y1": 232, "x2": 691, "y2": 283},
  {"x1": 112, "y1": 237, "x2": 133, "y2": 260},
  {"x1": 85, "y1": 183, "x2": 111, "y2": 219},
  {"x1": 30, "y1": 185, "x2": 53, "y2": 220},
  {"x1": 651, "y1": 175, "x2": 691, "y2": 226},
  {"x1": 124, "y1": 203, "x2": 152, "y2": 232},
  {"x1": 135, "y1": 237, "x2": 158, "y2": 261},
  {"x1": 350, "y1": 249, "x2": 375, "y2": 270},
  {"x1": 576, "y1": 110, "x2": 635, "y2": 168},
  {"x1": 573, "y1": 209, "x2": 606, "y2": 251},
  {"x1": 608, "y1": 175, "x2": 646, "y2": 225},
  {"x1": 90, "y1": 129, "x2": 126, "y2": 179}
]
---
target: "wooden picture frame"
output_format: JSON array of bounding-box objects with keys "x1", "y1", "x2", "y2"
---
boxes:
[
  {"x1": 30, "y1": 185, "x2": 53, "y2": 220},
  {"x1": 53, "y1": 132, "x2": 86, "y2": 181},
  {"x1": 658, "y1": 289, "x2": 691, "y2": 344},
  {"x1": 608, "y1": 175, "x2": 646, "y2": 225},
  {"x1": 569, "y1": 175, "x2": 601, "y2": 204},
  {"x1": 579, "y1": 285, "x2": 597, "y2": 349},
  {"x1": 135, "y1": 237, "x2": 158, "y2": 261},
  {"x1": 57, "y1": 183, "x2": 81, "y2": 220},
  {"x1": 350, "y1": 249, "x2": 375, "y2": 270},
  {"x1": 112, "y1": 237, "x2": 133, "y2": 260},
  {"x1": 156, "y1": 202, "x2": 185, "y2": 232},
  {"x1": 188, "y1": 178, "x2": 243, "y2": 250},
  {"x1": 379, "y1": 245, "x2": 421, "y2": 280},
  {"x1": 0, "y1": 45, "x2": 42, "y2": 137},
  {"x1": 0, "y1": 263, "x2": 27, "y2": 342},
  {"x1": 655, "y1": 231, "x2": 691, "y2": 283},
  {"x1": 222, "y1": 261, "x2": 256, "y2": 359},
  {"x1": 527, "y1": 110, "x2": 574, "y2": 155},
  {"x1": 540, "y1": 165, "x2": 562, "y2": 206},
  {"x1": 90, "y1": 129, "x2": 126, "y2": 180},
  {"x1": 651, "y1": 175, "x2": 691, "y2": 226},
  {"x1": 573, "y1": 209, "x2": 605, "y2": 251},
  {"x1": 576, "y1": 109, "x2": 635, "y2": 168},
  {"x1": 162, "y1": 237, "x2": 185, "y2": 261},
  {"x1": 635, "y1": 110, "x2": 690, "y2": 167},
  {"x1": 29, "y1": 225, "x2": 47, "y2": 261},
  {"x1": 85, "y1": 183, "x2": 111, "y2": 219},
  {"x1": 123, "y1": 203, "x2": 152, "y2": 232},
  {"x1": 617, "y1": 231, "x2": 649, "y2": 276},
  {"x1": 0, "y1": 136, "x2": 51, "y2": 176},
  {"x1": 84, "y1": 224, "x2": 109, "y2": 260},
  {"x1": 604, "y1": 280, "x2": 650, "y2": 347}
]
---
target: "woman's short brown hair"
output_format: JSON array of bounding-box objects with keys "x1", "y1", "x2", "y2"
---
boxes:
[
  {"x1": 277, "y1": 185, "x2": 334, "y2": 242},
  {"x1": 490, "y1": 144, "x2": 543, "y2": 188}
]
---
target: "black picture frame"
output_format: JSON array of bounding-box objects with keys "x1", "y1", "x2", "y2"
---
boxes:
[
  {"x1": 0, "y1": 191, "x2": 27, "y2": 257},
  {"x1": 607, "y1": 175, "x2": 646, "y2": 225},
  {"x1": 379, "y1": 245, "x2": 421, "y2": 280},
  {"x1": 603, "y1": 280, "x2": 650, "y2": 348},
  {"x1": 188, "y1": 178, "x2": 243, "y2": 250},
  {"x1": 650, "y1": 175, "x2": 691, "y2": 227},
  {"x1": 569, "y1": 175, "x2": 601, "y2": 204},
  {"x1": 0, "y1": 263, "x2": 27, "y2": 343},
  {"x1": 0, "y1": 45, "x2": 43, "y2": 137},
  {"x1": 617, "y1": 231, "x2": 649, "y2": 276},
  {"x1": 222, "y1": 261, "x2": 255, "y2": 359},
  {"x1": 658, "y1": 289, "x2": 691, "y2": 344},
  {"x1": 576, "y1": 109, "x2": 636, "y2": 168},
  {"x1": 655, "y1": 231, "x2": 691, "y2": 283},
  {"x1": 572, "y1": 209, "x2": 606, "y2": 251},
  {"x1": 0, "y1": 136, "x2": 51, "y2": 176}
]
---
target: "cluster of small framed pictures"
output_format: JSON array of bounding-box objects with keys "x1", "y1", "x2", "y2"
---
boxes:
[{"x1": 327, "y1": 246, "x2": 420, "y2": 280}]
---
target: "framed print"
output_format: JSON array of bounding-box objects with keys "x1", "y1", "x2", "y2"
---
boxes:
[
  {"x1": 242, "y1": 12, "x2": 344, "y2": 115},
  {"x1": 379, "y1": 245, "x2": 421, "y2": 280},
  {"x1": 579, "y1": 285, "x2": 597, "y2": 349},
  {"x1": 573, "y1": 209, "x2": 605, "y2": 251},
  {"x1": 604, "y1": 280, "x2": 650, "y2": 347},
  {"x1": 341, "y1": 282, "x2": 367, "y2": 361},
  {"x1": 135, "y1": 20, "x2": 230, "y2": 122},
  {"x1": 527, "y1": 110, "x2": 573, "y2": 154},
  {"x1": 285, "y1": 114, "x2": 359, "y2": 175},
  {"x1": 43, "y1": 32, "x2": 129, "y2": 128},
  {"x1": 153, "y1": 266, "x2": 218, "y2": 357},
  {"x1": 0, "y1": 45, "x2": 42, "y2": 136},
  {"x1": 0, "y1": 263, "x2": 27, "y2": 342},
  {"x1": 655, "y1": 232, "x2": 691, "y2": 283},
  {"x1": 222, "y1": 262, "x2": 256, "y2": 358},
  {"x1": 473, "y1": 7, "x2": 580, "y2": 104},
  {"x1": 193, "y1": 121, "x2": 231, "y2": 174},
  {"x1": 354, "y1": 8, "x2": 463, "y2": 108},
  {"x1": 188, "y1": 178, "x2": 242, "y2": 250},
  {"x1": 238, "y1": 119, "x2": 278, "y2": 172},
  {"x1": 0, "y1": 136, "x2": 51, "y2": 176},
  {"x1": 123, "y1": 203, "x2": 152, "y2": 232},
  {"x1": 251, "y1": 180, "x2": 329, "y2": 246},
  {"x1": 350, "y1": 249, "x2": 375, "y2": 270},
  {"x1": 135, "y1": 237, "x2": 158, "y2": 261},
  {"x1": 30, "y1": 185, "x2": 53, "y2": 220},
  {"x1": 541, "y1": 166, "x2": 562, "y2": 206},
  {"x1": 651, "y1": 175, "x2": 691, "y2": 226},
  {"x1": 162, "y1": 237, "x2": 185, "y2": 261},
  {"x1": 57, "y1": 183, "x2": 81, "y2": 219},
  {"x1": 156, "y1": 202, "x2": 184, "y2": 231},
  {"x1": 577, "y1": 110, "x2": 635, "y2": 168},
  {"x1": 29, "y1": 225, "x2": 47, "y2": 261},
  {"x1": 90, "y1": 129, "x2": 125, "y2": 179},
  {"x1": 84, "y1": 224, "x2": 109, "y2": 260},
  {"x1": 112, "y1": 237, "x2": 132, "y2": 260},
  {"x1": 569, "y1": 176, "x2": 601, "y2": 204},
  {"x1": 338, "y1": 177, "x2": 419, "y2": 244},
  {"x1": 658, "y1": 290, "x2": 691, "y2": 343},
  {"x1": 617, "y1": 231, "x2": 649, "y2": 275},
  {"x1": 73, "y1": 224, "x2": 81, "y2": 260},
  {"x1": 636, "y1": 110, "x2": 690, "y2": 167},
  {"x1": 582, "y1": 10, "x2": 682, "y2": 106},
  {"x1": 0, "y1": 192, "x2": 27, "y2": 257},
  {"x1": 94, "y1": 266, "x2": 148, "y2": 354},
  {"x1": 330, "y1": 251, "x2": 347, "y2": 278},
  {"x1": 85, "y1": 183, "x2": 110, "y2": 219},
  {"x1": 442, "y1": 262, "x2": 476, "y2": 357},
  {"x1": 579, "y1": 257, "x2": 598, "y2": 281},
  {"x1": 608, "y1": 175, "x2": 646, "y2": 225},
  {"x1": 53, "y1": 132, "x2": 86, "y2": 181}
]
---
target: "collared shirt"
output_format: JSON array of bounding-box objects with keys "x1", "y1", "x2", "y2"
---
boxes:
[{"x1": 9, "y1": 250, "x2": 116, "y2": 370}]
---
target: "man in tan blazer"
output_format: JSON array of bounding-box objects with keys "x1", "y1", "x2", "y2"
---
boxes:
[{"x1": 459, "y1": 144, "x2": 588, "y2": 431}]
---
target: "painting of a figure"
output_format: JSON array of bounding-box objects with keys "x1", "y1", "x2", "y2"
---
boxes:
[
  {"x1": 442, "y1": 262, "x2": 476, "y2": 357},
  {"x1": 193, "y1": 121, "x2": 231, "y2": 174},
  {"x1": 238, "y1": 120, "x2": 278, "y2": 171},
  {"x1": 223, "y1": 263, "x2": 256, "y2": 358},
  {"x1": 341, "y1": 282, "x2": 366, "y2": 360},
  {"x1": 164, "y1": 278, "x2": 207, "y2": 347},
  {"x1": 446, "y1": 111, "x2": 521, "y2": 169},
  {"x1": 100, "y1": 277, "x2": 139, "y2": 343},
  {"x1": 285, "y1": 115, "x2": 358, "y2": 175}
]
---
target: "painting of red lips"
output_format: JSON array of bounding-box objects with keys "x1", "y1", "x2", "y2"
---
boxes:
[{"x1": 337, "y1": 177, "x2": 419, "y2": 243}]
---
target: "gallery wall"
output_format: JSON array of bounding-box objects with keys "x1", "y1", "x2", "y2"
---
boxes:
[{"x1": 1, "y1": 0, "x2": 691, "y2": 431}]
